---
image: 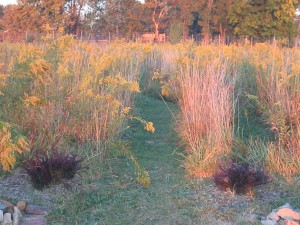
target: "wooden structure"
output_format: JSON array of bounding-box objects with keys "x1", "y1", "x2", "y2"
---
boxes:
[{"x1": 141, "y1": 33, "x2": 166, "y2": 43}]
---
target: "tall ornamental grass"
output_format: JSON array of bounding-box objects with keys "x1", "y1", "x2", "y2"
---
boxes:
[
  {"x1": 248, "y1": 44, "x2": 300, "y2": 181},
  {"x1": 177, "y1": 57, "x2": 236, "y2": 178}
]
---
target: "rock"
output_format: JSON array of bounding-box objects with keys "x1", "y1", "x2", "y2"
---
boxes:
[
  {"x1": 13, "y1": 207, "x2": 22, "y2": 225},
  {"x1": 16, "y1": 201, "x2": 26, "y2": 211},
  {"x1": 277, "y1": 208, "x2": 300, "y2": 221},
  {"x1": 0, "y1": 203, "x2": 8, "y2": 214},
  {"x1": 0, "y1": 210, "x2": 3, "y2": 222},
  {"x1": 3, "y1": 213, "x2": 12, "y2": 225},
  {"x1": 20, "y1": 215, "x2": 46, "y2": 225},
  {"x1": 261, "y1": 219, "x2": 278, "y2": 225},
  {"x1": 24, "y1": 205, "x2": 51, "y2": 215},
  {"x1": 279, "y1": 220, "x2": 299, "y2": 225},
  {"x1": 268, "y1": 211, "x2": 280, "y2": 221},
  {"x1": 279, "y1": 203, "x2": 294, "y2": 210}
]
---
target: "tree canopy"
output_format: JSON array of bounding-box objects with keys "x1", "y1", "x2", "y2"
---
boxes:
[{"x1": 0, "y1": 0, "x2": 299, "y2": 42}]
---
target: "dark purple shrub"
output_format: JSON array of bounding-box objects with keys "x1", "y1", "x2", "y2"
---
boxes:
[
  {"x1": 213, "y1": 161, "x2": 270, "y2": 194},
  {"x1": 24, "y1": 153, "x2": 83, "y2": 189},
  {"x1": 24, "y1": 157, "x2": 53, "y2": 190},
  {"x1": 45, "y1": 153, "x2": 83, "y2": 180}
]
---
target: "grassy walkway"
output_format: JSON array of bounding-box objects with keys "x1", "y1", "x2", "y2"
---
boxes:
[
  {"x1": 50, "y1": 95, "x2": 203, "y2": 224},
  {"x1": 49, "y1": 95, "x2": 300, "y2": 225}
]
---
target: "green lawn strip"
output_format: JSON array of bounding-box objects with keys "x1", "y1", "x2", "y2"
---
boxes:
[
  {"x1": 48, "y1": 95, "x2": 300, "y2": 225},
  {"x1": 48, "y1": 95, "x2": 201, "y2": 224}
]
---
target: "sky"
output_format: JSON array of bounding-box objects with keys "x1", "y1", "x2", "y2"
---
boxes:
[{"x1": 1, "y1": 0, "x2": 17, "y2": 6}]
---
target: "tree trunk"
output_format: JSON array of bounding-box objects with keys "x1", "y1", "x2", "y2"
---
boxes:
[
  {"x1": 295, "y1": 9, "x2": 300, "y2": 47},
  {"x1": 203, "y1": 0, "x2": 214, "y2": 45},
  {"x1": 219, "y1": 24, "x2": 226, "y2": 44},
  {"x1": 154, "y1": 22, "x2": 159, "y2": 42}
]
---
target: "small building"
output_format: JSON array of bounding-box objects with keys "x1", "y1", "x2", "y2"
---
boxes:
[{"x1": 141, "y1": 33, "x2": 166, "y2": 43}]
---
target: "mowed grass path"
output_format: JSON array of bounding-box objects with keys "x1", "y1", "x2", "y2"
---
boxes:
[
  {"x1": 48, "y1": 94, "x2": 300, "y2": 225},
  {"x1": 49, "y1": 95, "x2": 204, "y2": 225}
]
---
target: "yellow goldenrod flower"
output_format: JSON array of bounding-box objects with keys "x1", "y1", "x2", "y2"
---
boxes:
[
  {"x1": 122, "y1": 107, "x2": 131, "y2": 115},
  {"x1": 144, "y1": 122, "x2": 155, "y2": 133}
]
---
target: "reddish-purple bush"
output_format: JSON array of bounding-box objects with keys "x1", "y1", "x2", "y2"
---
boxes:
[
  {"x1": 24, "y1": 153, "x2": 83, "y2": 189},
  {"x1": 25, "y1": 156, "x2": 53, "y2": 190},
  {"x1": 45, "y1": 153, "x2": 83, "y2": 180},
  {"x1": 213, "y1": 161, "x2": 270, "y2": 194}
]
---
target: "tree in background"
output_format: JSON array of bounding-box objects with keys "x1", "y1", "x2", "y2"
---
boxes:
[
  {"x1": 65, "y1": 0, "x2": 88, "y2": 35},
  {"x1": 103, "y1": 0, "x2": 143, "y2": 38},
  {"x1": 228, "y1": 0, "x2": 298, "y2": 41},
  {"x1": 197, "y1": 0, "x2": 214, "y2": 44},
  {"x1": 144, "y1": 0, "x2": 173, "y2": 41},
  {"x1": 0, "y1": 0, "x2": 87, "y2": 36},
  {"x1": 171, "y1": 0, "x2": 197, "y2": 40},
  {"x1": 195, "y1": 0, "x2": 234, "y2": 44},
  {"x1": 81, "y1": 0, "x2": 104, "y2": 39},
  {"x1": 211, "y1": 0, "x2": 234, "y2": 43},
  {"x1": 16, "y1": 0, "x2": 65, "y2": 32},
  {"x1": 0, "y1": 0, "x2": 299, "y2": 43}
]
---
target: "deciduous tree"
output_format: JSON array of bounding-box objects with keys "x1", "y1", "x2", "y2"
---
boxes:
[
  {"x1": 228, "y1": 0, "x2": 298, "y2": 40},
  {"x1": 144, "y1": 0, "x2": 173, "y2": 41}
]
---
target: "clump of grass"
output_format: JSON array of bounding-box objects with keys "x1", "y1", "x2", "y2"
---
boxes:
[
  {"x1": 213, "y1": 161, "x2": 270, "y2": 194},
  {"x1": 230, "y1": 138, "x2": 268, "y2": 169},
  {"x1": 178, "y1": 57, "x2": 235, "y2": 177},
  {"x1": 266, "y1": 143, "x2": 300, "y2": 183},
  {"x1": 249, "y1": 44, "x2": 300, "y2": 181}
]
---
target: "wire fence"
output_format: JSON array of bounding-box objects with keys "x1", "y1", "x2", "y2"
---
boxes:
[{"x1": 1, "y1": 29, "x2": 299, "y2": 47}]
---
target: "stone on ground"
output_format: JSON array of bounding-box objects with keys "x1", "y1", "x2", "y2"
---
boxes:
[
  {"x1": 13, "y1": 207, "x2": 22, "y2": 225},
  {"x1": 261, "y1": 219, "x2": 278, "y2": 225},
  {"x1": 283, "y1": 220, "x2": 299, "y2": 225},
  {"x1": 0, "y1": 210, "x2": 3, "y2": 222},
  {"x1": 3, "y1": 213, "x2": 12, "y2": 225},
  {"x1": 268, "y1": 211, "x2": 280, "y2": 221},
  {"x1": 277, "y1": 207, "x2": 300, "y2": 221},
  {"x1": 16, "y1": 201, "x2": 26, "y2": 211}
]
